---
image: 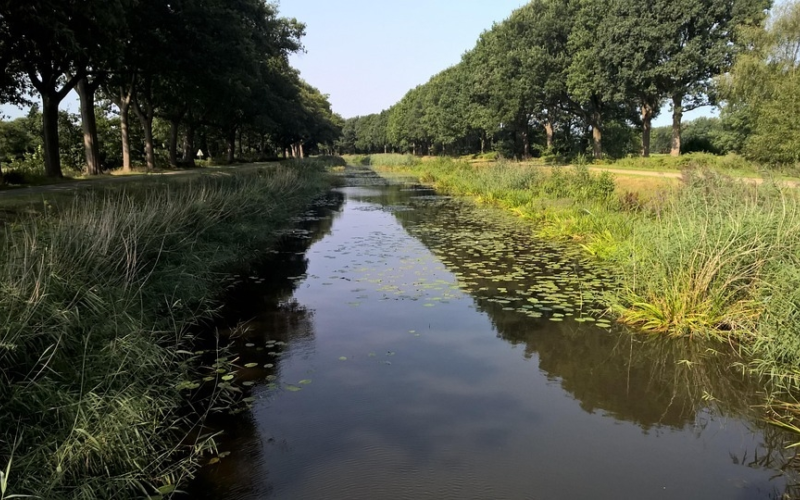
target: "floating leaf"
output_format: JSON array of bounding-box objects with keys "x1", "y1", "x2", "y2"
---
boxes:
[
  {"x1": 285, "y1": 385, "x2": 302, "y2": 392},
  {"x1": 299, "y1": 379, "x2": 312, "y2": 385},
  {"x1": 244, "y1": 363, "x2": 258, "y2": 368}
]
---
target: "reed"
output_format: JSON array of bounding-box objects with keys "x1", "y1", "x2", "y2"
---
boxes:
[{"x1": 0, "y1": 163, "x2": 330, "y2": 499}]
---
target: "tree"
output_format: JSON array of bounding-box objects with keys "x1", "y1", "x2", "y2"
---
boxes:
[
  {"x1": 593, "y1": 0, "x2": 667, "y2": 157},
  {"x1": 567, "y1": 0, "x2": 621, "y2": 159},
  {"x1": 653, "y1": 0, "x2": 771, "y2": 156},
  {"x1": 0, "y1": 1, "x2": 131, "y2": 177},
  {"x1": 720, "y1": 0, "x2": 800, "y2": 164}
]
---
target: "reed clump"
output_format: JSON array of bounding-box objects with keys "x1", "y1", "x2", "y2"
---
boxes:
[{"x1": 0, "y1": 163, "x2": 330, "y2": 499}]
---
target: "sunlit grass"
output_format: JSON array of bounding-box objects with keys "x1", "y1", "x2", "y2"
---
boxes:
[{"x1": 375, "y1": 158, "x2": 800, "y2": 373}]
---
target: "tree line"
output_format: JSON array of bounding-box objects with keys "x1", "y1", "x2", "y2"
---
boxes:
[
  {"x1": 337, "y1": 0, "x2": 778, "y2": 162},
  {"x1": 0, "y1": 0, "x2": 343, "y2": 179}
]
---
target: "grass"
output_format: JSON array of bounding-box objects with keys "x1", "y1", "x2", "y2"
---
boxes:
[
  {"x1": 0, "y1": 160, "x2": 333, "y2": 499},
  {"x1": 369, "y1": 154, "x2": 800, "y2": 408},
  {"x1": 342, "y1": 153, "x2": 417, "y2": 167}
]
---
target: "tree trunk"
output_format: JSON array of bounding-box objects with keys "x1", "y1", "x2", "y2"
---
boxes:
[
  {"x1": 133, "y1": 101, "x2": 155, "y2": 171},
  {"x1": 183, "y1": 124, "x2": 196, "y2": 167},
  {"x1": 591, "y1": 112, "x2": 603, "y2": 160},
  {"x1": 641, "y1": 102, "x2": 654, "y2": 158},
  {"x1": 299, "y1": 142, "x2": 305, "y2": 159},
  {"x1": 544, "y1": 121, "x2": 554, "y2": 150},
  {"x1": 141, "y1": 121, "x2": 155, "y2": 171},
  {"x1": 117, "y1": 85, "x2": 134, "y2": 173},
  {"x1": 521, "y1": 129, "x2": 531, "y2": 159},
  {"x1": 199, "y1": 128, "x2": 209, "y2": 160},
  {"x1": 480, "y1": 132, "x2": 486, "y2": 154},
  {"x1": 169, "y1": 120, "x2": 179, "y2": 167},
  {"x1": 227, "y1": 128, "x2": 236, "y2": 164},
  {"x1": 41, "y1": 93, "x2": 63, "y2": 178},
  {"x1": 77, "y1": 78, "x2": 101, "y2": 175},
  {"x1": 670, "y1": 93, "x2": 683, "y2": 157}
]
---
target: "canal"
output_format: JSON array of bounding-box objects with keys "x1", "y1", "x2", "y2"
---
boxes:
[{"x1": 188, "y1": 167, "x2": 797, "y2": 500}]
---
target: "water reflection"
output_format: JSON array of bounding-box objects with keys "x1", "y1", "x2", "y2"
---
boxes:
[
  {"x1": 189, "y1": 191, "x2": 345, "y2": 498},
  {"x1": 188, "y1": 168, "x2": 798, "y2": 500}
]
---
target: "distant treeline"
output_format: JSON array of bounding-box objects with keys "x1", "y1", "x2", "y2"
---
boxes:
[
  {"x1": 337, "y1": 0, "x2": 800, "y2": 166},
  {"x1": 0, "y1": 0, "x2": 343, "y2": 178}
]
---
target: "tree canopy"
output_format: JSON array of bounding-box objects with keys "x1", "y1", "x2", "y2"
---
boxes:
[
  {"x1": 0, "y1": 0, "x2": 342, "y2": 177},
  {"x1": 341, "y1": 0, "x2": 771, "y2": 161}
]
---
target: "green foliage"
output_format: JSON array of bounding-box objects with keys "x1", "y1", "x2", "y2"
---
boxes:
[
  {"x1": 0, "y1": 165, "x2": 330, "y2": 498},
  {"x1": 611, "y1": 151, "x2": 759, "y2": 174},
  {"x1": 2, "y1": 146, "x2": 48, "y2": 184},
  {"x1": 719, "y1": 0, "x2": 800, "y2": 166},
  {"x1": 361, "y1": 154, "x2": 420, "y2": 167},
  {"x1": 681, "y1": 117, "x2": 729, "y2": 155},
  {"x1": 0, "y1": 115, "x2": 40, "y2": 164},
  {"x1": 339, "y1": 0, "x2": 769, "y2": 162},
  {"x1": 284, "y1": 155, "x2": 346, "y2": 169},
  {"x1": 0, "y1": 0, "x2": 339, "y2": 177},
  {"x1": 380, "y1": 157, "x2": 616, "y2": 206}
]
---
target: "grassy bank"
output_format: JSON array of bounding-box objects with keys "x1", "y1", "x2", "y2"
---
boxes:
[
  {"x1": 364, "y1": 154, "x2": 800, "y2": 389},
  {"x1": 0, "y1": 160, "x2": 333, "y2": 499}
]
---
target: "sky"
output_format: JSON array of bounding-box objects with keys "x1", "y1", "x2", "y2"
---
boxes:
[
  {"x1": 1, "y1": 0, "x2": 712, "y2": 126},
  {"x1": 277, "y1": 0, "x2": 526, "y2": 118}
]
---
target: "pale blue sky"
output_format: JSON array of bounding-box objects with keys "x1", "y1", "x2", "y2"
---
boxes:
[
  {"x1": 1, "y1": 0, "x2": 712, "y2": 125},
  {"x1": 278, "y1": 0, "x2": 526, "y2": 118},
  {"x1": 280, "y1": 0, "x2": 711, "y2": 124}
]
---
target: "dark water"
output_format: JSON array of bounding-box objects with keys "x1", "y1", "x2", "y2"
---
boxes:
[{"x1": 188, "y1": 168, "x2": 798, "y2": 500}]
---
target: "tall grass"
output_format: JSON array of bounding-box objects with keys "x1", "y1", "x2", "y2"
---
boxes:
[
  {"x1": 0, "y1": 163, "x2": 330, "y2": 499},
  {"x1": 343, "y1": 153, "x2": 419, "y2": 167},
  {"x1": 611, "y1": 171, "x2": 800, "y2": 342},
  {"x1": 377, "y1": 159, "x2": 800, "y2": 381}
]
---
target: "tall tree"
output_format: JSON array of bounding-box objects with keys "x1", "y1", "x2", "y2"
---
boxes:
[
  {"x1": 720, "y1": 0, "x2": 800, "y2": 163},
  {"x1": 655, "y1": 0, "x2": 771, "y2": 156}
]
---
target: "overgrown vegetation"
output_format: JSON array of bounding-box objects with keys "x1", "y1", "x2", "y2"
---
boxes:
[
  {"x1": 0, "y1": 162, "x2": 331, "y2": 499},
  {"x1": 371, "y1": 154, "x2": 800, "y2": 395}
]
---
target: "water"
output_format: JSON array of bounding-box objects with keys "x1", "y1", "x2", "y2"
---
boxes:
[{"x1": 188, "y1": 168, "x2": 797, "y2": 500}]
